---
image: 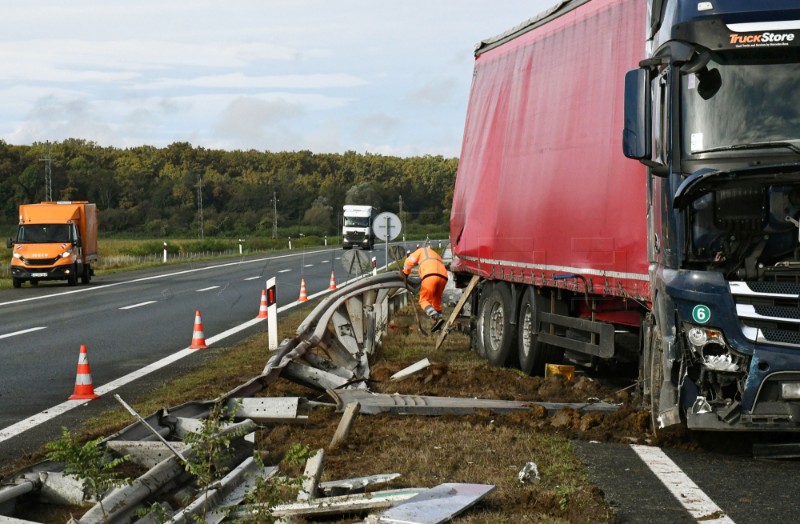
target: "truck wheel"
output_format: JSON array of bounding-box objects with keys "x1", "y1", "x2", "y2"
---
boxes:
[
  {"x1": 517, "y1": 289, "x2": 559, "y2": 375},
  {"x1": 644, "y1": 322, "x2": 664, "y2": 434},
  {"x1": 480, "y1": 282, "x2": 518, "y2": 367},
  {"x1": 67, "y1": 265, "x2": 78, "y2": 286},
  {"x1": 12, "y1": 277, "x2": 22, "y2": 288},
  {"x1": 81, "y1": 264, "x2": 91, "y2": 284}
]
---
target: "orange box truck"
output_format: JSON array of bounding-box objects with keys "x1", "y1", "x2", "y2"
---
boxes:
[{"x1": 6, "y1": 201, "x2": 98, "y2": 288}]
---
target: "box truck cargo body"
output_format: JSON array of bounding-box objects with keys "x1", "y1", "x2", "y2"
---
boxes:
[
  {"x1": 450, "y1": 0, "x2": 800, "y2": 431},
  {"x1": 7, "y1": 201, "x2": 98, "y2": 288}
]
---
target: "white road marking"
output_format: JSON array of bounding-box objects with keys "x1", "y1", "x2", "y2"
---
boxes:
[
  {"x1": 119, "y1": 301, "x2": 157, "y2": 310},
  {"x1": 279, "y1": 269, "x2": 292, "y2": 273},
  {"x1": 0, "y1": 327, "x2": 46, "y2": 340},
  {"x1": 321, "y1": 259, "x2": 329, "y2": 263},
  {"x1": 630, "y1": 445, "x2": 734, "y2": 523},
  {"x1": 304, "y1": 264, "x2": 314, "y2": 267},
  {"x1": 243, "y1": 276, "x2": 261, "y2": 281},
  {"x1": 196, "y1": 286, "x2": 220, "y2": 292}
]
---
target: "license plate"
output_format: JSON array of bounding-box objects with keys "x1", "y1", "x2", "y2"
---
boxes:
[{"x1": 31, "y1": 273, "x2": 48, "y2": 277}]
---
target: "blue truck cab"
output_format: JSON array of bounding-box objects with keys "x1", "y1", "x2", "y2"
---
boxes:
[{"x1": 624, "y1": 0, "x2": 800, "y2": 430}]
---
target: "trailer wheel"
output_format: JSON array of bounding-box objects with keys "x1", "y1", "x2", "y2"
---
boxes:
[
  {"x1": 517, "y1": 289, "x2": 559, "y2": 375},
  {"x1": 480, "y1": 282, "x2": 518, "y2": 367}
]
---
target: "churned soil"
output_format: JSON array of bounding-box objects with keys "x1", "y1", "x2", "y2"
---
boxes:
[{"x1": 257, "y1": 311, "x2": 659, "y2": 523}]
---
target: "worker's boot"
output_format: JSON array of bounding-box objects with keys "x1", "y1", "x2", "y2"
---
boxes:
[{"x1": 431, "y1": 313, "x2": 445, "y2": 333}]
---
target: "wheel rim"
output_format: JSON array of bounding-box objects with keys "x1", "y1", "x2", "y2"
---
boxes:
[
  {"x1": 520, "y1": 305, "x2": 533, "y2": 360},
  {"x1": 488, "y1": 301, "x2": 504, "y2": 353}
]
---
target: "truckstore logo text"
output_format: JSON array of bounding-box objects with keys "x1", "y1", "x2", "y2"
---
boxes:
[{"x1": 729, "y1": 31, "x2": 795, "y2": 47}]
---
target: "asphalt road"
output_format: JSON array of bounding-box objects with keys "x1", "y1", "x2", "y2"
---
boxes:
[{"x1": 0, "y1": 245, "x2": 386, "y2": 431}]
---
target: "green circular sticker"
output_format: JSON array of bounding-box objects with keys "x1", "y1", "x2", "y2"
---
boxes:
[{"x1": 692, "y1": 305, "x2": 711, "y2": 324}]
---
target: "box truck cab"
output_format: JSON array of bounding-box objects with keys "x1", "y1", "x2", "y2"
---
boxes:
[
  {"x1": 7, "y1": 201, "x2": 98, "y2": 288},
  {"x1": 342, "y1": 205, "x2": 376, "y2": 250}
]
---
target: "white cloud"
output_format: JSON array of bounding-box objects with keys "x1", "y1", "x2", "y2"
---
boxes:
[{"x1": 0, "y1": 0, "x2": 558, "y2": 156}]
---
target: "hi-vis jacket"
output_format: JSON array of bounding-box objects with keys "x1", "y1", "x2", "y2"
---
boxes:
[{"x1": 403, "y1": 247, "x2": 447, "y2": 281}]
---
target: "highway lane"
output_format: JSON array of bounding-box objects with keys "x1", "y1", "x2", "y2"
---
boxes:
[{"x1": 0, "y1": 245, "x2": 388, "y2": 430}]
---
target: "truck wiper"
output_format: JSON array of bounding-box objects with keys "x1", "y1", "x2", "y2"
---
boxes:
[{"x1": 694, "y1": 142, "x2": 800, "y2": 154}]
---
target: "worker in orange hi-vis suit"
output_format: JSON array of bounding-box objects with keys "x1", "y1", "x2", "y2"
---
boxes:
[{"x1": 402, "y1": 244, "x2": 449, "y2": 332}]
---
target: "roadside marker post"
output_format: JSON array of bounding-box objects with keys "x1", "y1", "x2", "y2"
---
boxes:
[{"x1": 267, "y1": 277, "x2": 278, "y2": 351}]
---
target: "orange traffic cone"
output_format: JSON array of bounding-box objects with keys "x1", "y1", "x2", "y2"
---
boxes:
[
  {"x1": 257, "y1": 289, "x2": 269, "y2": 319},
  {"x1": 69, "y1": 345, "x2": 99, "y2": 400},
  {"x1": 328, "y1": 271, "x2": 337, "y2": 291},
  {"x1": 298, "y1": 278, "x2": 309, "y2": 302},
  {"x1": 189, "y1": 310, "x2": 208, "y2": 349}
]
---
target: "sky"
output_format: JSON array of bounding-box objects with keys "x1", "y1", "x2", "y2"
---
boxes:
[{"x1": 0, "y1": 1, "x2": 557, "y2": 158}]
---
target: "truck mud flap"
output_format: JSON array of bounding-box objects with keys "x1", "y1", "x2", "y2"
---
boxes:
[{"x1": 537, "y1": 313, "x2": 615, "y2": 359}]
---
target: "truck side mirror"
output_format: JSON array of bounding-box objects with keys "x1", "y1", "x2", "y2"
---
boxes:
[
  {"x1": 6, "y1": 238, "x2": 12, "y2": 248},
  {"x1": 622, "y1": 68, "x2": 651, "y2": 161},
  {"x1": 74, "y1": 238, "x2": 82, "y2": 248}
]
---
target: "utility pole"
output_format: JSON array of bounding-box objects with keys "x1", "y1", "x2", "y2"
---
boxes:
[
  {"x1": 398, "y1": 195, "x2": 405, "y2": 242},
  {"x1": 196, "y1": 174, "x2": 204, "y2": 240},
  {"x1": 40, "y1": 141, "x2": 52, "y2": 202},
  {"x1": 271, "y1": 191, "x2": 279, "y2": 239}
]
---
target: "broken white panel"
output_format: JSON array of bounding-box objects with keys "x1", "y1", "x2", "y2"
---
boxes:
[
  {"x1": 390, "y1": 359, "x2": 431, "y2": 381},
  {"x1": 226, "y1": 397, "x2": 307, "y2": 423},
  {"x1": 378, "y1": 483, "x2": 495, "y2": 524}
]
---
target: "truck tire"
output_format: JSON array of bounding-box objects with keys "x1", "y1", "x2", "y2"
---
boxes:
[
  {"x1": 81, "y1": 264, "x2": 91, "y2": 284},
  {"x1": 12, "y1": 277, "x2": 22, "y2": 288},
  {"x1": 517, "y1": 288, "x2": 560, "y2": 376},
  {"x1": 67, "y1": 264, "x2": 78, "y2": 286},
  {"x1": 644, "y1": 321, "x2": 664, "y2": 434},
  {"x1": 480, "y1": 282, "x2": 518, "y2": 368}
]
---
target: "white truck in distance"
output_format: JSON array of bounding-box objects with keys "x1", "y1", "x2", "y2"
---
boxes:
[{"x1": 342, "y1": 205, "x2": 376, "y2": 250}]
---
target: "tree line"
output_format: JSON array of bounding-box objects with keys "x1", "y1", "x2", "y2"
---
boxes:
[{"x1": 0, "y1": 139, "x2": 458, "y2": 237}]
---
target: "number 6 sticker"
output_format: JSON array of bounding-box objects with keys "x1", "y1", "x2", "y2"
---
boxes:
[{"x1": 692, "y1": 305, "x2": 711, "y2": 324}]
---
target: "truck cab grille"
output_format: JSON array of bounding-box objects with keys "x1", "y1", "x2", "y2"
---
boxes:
[{"x1": 731, "y1": 281, "x2": 800, "y2": 347}]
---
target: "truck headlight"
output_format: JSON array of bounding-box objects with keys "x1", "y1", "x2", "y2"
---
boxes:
[
  {"x1": 61, "y1": 248, "x2": 73, "y2": 258},
  {"x1": 13, "y1": 252, "x2": 21, "y2": 259},
  {"x1": 686, "y1": 325, "x2": 724, "y2": 350}
]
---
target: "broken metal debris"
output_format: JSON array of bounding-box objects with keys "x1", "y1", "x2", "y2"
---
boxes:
[
  {"x1": 390, "y1": 358, "x2": 431, "y2": 381},
  {"x1": 328, "y1": 389, "x2": 620, "y2": 417},
  {"x1": 518, "y1": 462, "x2": 540, "y2": 485},
  {"x1": 319, "y1": 473, "x2": 402, "y2": 497},
  {"x1": 298, "y1": 448, "x2": 326, "y2": 502},
  {"x1": 329, "y1": 401, "x2": 361, "y2": 449}
]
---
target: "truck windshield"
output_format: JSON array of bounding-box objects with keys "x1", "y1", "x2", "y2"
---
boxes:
[
  {"x1": 344, "y1": 217, "x2": 370, "y2": 227},
  {"x1": 682, "y1": 53, "x2": 800, "y2": 157},
  {"x1": 17, "y1": 224, "x2": 73, "y2": 243}
]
